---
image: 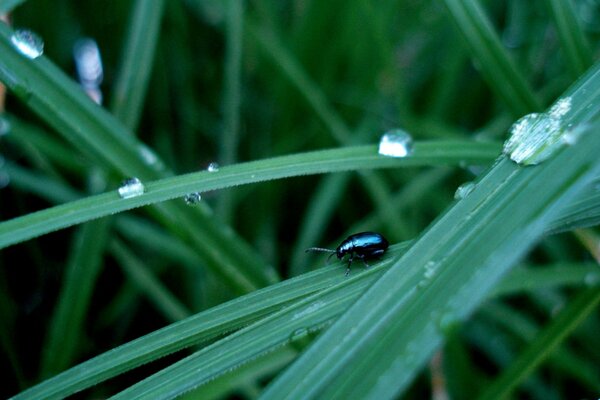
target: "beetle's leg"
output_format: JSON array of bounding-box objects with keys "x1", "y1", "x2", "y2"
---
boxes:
[
  {"x1": 345, "y1": 255, "x2": 354, "y2": 276},
  {"x1": 361, "y1": 258, "x2": 371, "y2": 269}
]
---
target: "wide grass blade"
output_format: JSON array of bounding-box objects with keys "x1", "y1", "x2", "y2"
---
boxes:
[{"x1": 259, "y1": 67, "x2": 600, "y2": 399}]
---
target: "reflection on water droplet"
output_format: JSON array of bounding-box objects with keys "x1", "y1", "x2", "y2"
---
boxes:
[
  {"x1": 548, "y1": 97, "x2": 571, "y2": 119},
  {"x1": 118, "y1": 177, "x2": 144, "y2": 199},
  {"x1": 378, "y1": 129, "x2": 413, "y2": 158},
  {"x1": 503, "y1": 97, "x2": 577, "y2": 165},
  {"x1": 207, "y1": 162, "x2": 219, "y2": 172},
  {"x1": 454, "y1": 182, "x2": 476, "y2": 200},
  {"x1": 11, "y1": 29, "x2": 44, "y2": 59},
  {"x1": 184, "y1": 192, "x2": 202, "y2": 205}
]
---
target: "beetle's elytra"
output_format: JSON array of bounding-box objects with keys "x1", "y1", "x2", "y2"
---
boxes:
[{"x1": 306, "y1": 231, "x2": 389, "y2": 276}]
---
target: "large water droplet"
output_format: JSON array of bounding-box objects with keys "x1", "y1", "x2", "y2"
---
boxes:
[
  {"x1": 207, "y1": 162, "x2": 219, "y2": 172},
  {"x1": 503, "y1": 97, "x2": 576, "y2": 165},
  {"x1": 184, "y1": 192, "x2": 202, "y2": 205},
  {"x1": 11, "y1": 29, "x2": 44, "y2": 59},
  {"x1": 378, "y1": 129, "x2": 413, "y2": 158},
  {"x1": 118, "y1": 177, "x2": 144, "y2": 199},
  {"x1": 454, "y1": 182, "x2": 476, "y2": 200}
]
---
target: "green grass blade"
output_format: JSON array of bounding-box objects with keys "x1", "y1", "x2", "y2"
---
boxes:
[
  {"x1": 441, "y1": 0, "x2": 542, "y2": 115},
  {"x1": 39, "y1": 218, "x2": 111, "y2": 378},
  {"x1": 0, "y1": 22, "x2": 279, "y2": 294},
  {"x1": 217, "y1": 0, "x2": 243, "y2": 223},
  {"x1": 10, "y1": 259, "x2": 364, "y2": 400},
  {"x1": 259, "y1": 71, "x2": 600, "y2": 399},
  {"x1": 109, "y1": 0, "x2": 165, "y2": 131},
  {"x1": 0, "y1": 141, "x2": 500, "y2": 249},
  {"x1": 109, "y1": 240, "x2": 191, "y2": 322},
  {"x1": 478, "y1": 287, "x2": 600, "y2": 399},
  {"x1": 543, "y1": 0, "x2": 593, "y2": 78}
]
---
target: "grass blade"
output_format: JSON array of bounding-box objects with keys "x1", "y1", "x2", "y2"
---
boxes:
[
  {"x1": 478, "y1": 286, "x2": 600, "y2": 399},
  {"x1": 259, "y1": 69, "x2": 600, "y2": 399},
  {"x1": 441, "y1": 0, "x2": 542, "y2": 115},
  {"x1": 0, "y1": 141, "x2": 500, "y2": 249}
]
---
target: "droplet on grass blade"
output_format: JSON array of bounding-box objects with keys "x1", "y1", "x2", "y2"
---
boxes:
[
  {"x1": 503, "y1": 97, "x2": 579, "y2": 166},
  {"x1": 207, "y1": 162, "x2": 219, "y2": 172},
  {"x1": 118, "y1": 177, "x2": 145, "y2": 199},
  {"x1": 184, "y1": 192, "x2": 202, "y2": 205},
  {"x1": 454, "y1": 182, "x2": 476, "y2": 200},
  {"x1": 378, "y1": 129, "x2": 413, "y2": 158},
  {"x1": 11, "y1": 29, "x2": 44, "y2": 59}
]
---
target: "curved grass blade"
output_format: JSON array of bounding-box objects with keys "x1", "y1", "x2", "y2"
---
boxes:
[{"x1": 0, "y1": 141, "x2": 501, "y2": 249}]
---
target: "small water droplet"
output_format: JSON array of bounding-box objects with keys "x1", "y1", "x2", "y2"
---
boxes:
[
  {"x1": 584, "y1": 272, "x2": 600, "y2": 286},
  {"x1": 378, "y1": 129, "x2": 413, "y2": 158},
  {"x1": 207, "y1": 162, "x2": 219, "y2": 172},
  {"x1": 290, "y1": 327, "x2": 309, "y2": 341},
  {"x1": 424, "y1": 260, "x2": 440, "y2": 279},
  {"x1": 11, "y1": 29, "x2": 44, "y2": 59},
  {"x1": 292, "y1": 301, "x2": 325, "y2": 320},
  {"x1": 454, "y1": 181, "x2": 476, "y2": 200},
  {"x1": 0, "y1": 115, "x2": 10, "y2": 137},
  {"x1": 184, "y1": 192, "x2": 202, "y2": 205},
  {"x1": 117, "y1": 177, "x2": 144, "y2": 199}
]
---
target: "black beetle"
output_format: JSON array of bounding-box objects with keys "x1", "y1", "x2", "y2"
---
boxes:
[{"x1": 306, "y1": 232, "x2": 389, "y2": 276}]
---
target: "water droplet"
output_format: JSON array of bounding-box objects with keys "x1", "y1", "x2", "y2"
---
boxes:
[
  {"x1": 503, "y1": 97, "x2": 577, "y2": 165},
  {"x1": 0, "y1": 115, "x2": 10, "y2": 137},
  {"x1": 548, "y1": 97, "x2": 572, "y2": 119},
  {"x1": 289, "y1": 327, "x2": 309, "y2": 341},
  {"x1": 11, "y1": 29, "x2": 44, "y2": 59},
  {"x1": 207, "y1": 162, "x2": 219, "y2": 172},
  {"x1": 454, "y1": 182, "x2": 476, "y2": 200},
  {"x1": 292, "y1": 301, "x2": 325, "y2": 320},
  {"x1": 184, "y1": 192, "x2": 202, "y2": 205},
  {"x1": 584, "y1": 272, "x2": 600, "y2": 286},
  {"x1": 73, "y1": 38, "x2": 103, "y2": 87},
  {"x1": 117, "y1": 177, "x2": 144, "y2": 199},
  {"x1": 424, "y1": 260, "x2": 440, "y2": 279},
  {"x1": 378, "y1": 129, "x2": 413, "y2": 158}
]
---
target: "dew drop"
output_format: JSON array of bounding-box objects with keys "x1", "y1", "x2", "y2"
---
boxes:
[
  {"x1": 378, "y1": 129, "x2": 413, "y2": 158},
  {"x1": 184, "y1": 192, "x2": 202, "y2": 205},
  {"x1": 11, "y1": 29, "x2": 44, "y2": 59},
  {"x1": 423, "y1": 260, "x2": 440, "y2": 279},
  {"x1": 207, "y1": 162, "x2": 219, "y2": 172},
  {"x1": 290, "y1": 327, "x2": 309, "y2": 341},
  {"x1": 454, "y1": 181, "x2": 476, "y2": 200},
  {"x1": 117, "y1": 177, "x2": 144, "y2": 199},
  {"x1": 437, "y1": 312, "x2": 460, "y2": 335},
  {"x1": 503, "y1": 97, "x2": 577, "y2": 166}
]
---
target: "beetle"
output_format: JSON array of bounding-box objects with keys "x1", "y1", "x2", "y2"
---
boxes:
[{"x1": 306, "y1": 232, "x2": 389, "y2": 276}]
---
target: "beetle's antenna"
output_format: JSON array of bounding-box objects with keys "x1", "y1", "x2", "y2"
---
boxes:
[{"x1": 305, "y1": 247, "x2": 335, "y2": 254}]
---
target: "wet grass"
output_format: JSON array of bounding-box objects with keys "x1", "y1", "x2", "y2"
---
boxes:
[{"x1": 1, "y1": 1, "x2": 600, "y2": 399}]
